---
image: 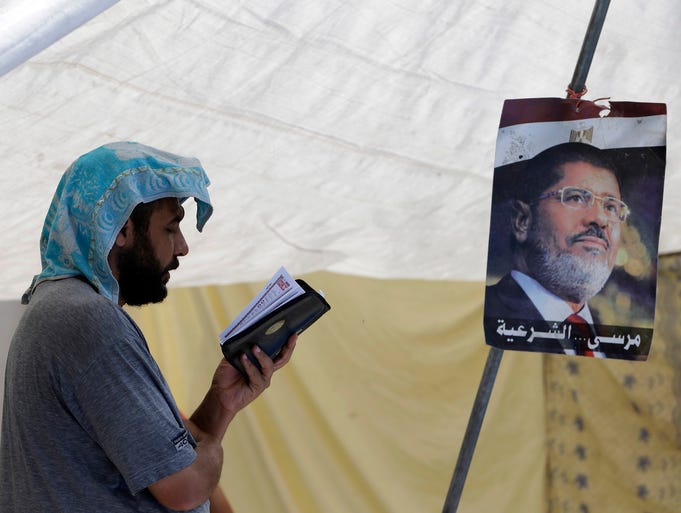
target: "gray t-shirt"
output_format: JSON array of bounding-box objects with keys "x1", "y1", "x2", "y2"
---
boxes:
[{"x1": 0, "y1": 278, "x2": 209, "y2": 512}]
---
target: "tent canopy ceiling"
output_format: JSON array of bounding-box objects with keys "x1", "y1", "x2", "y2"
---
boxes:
[{"x1": 1, "y1": 0, "x2": 679, "y2": 300}]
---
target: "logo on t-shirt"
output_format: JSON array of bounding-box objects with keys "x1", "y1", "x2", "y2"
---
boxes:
[{"x1": 173, "y1": 431, "x2": 190, "y2": 451}]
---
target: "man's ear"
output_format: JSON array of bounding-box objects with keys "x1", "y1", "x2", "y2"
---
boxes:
[
  {"x1": 511, "y1": 200, "x2": 532, "y2": 243},
  {"x1": 114, "y1": 219, "x2": 134, "y2": 248}
]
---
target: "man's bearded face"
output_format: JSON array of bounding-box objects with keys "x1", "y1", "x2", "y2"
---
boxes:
[
  {"x1": 525, "y1": 162, "x2": 622, "y2": 303},
  {"x1": 117, "y1": 227, "x2": 177, "y2": 306},
  {"x1": 526, "y1": 231, "x2": 613, "y2": 303}
]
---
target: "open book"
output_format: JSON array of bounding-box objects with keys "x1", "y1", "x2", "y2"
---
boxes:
[{"x1": 219, "y1": 267, "x2": 331, "y2": 377}]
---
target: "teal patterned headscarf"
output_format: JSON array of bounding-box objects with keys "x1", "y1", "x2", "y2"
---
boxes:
[{"x1": 23, "y1": 142, "x2": 213, "y2": 305}]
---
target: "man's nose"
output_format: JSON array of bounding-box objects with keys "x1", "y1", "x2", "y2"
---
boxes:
[
  {"x1": 586, "y1": 198, "x2": 612, "y2": 226},
  {"x1": 176, "y1": 231, "x2": 189, "y2": 256}
]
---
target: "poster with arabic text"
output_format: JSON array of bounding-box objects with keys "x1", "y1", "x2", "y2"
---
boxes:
[{"x1": 484, "y1": 98, "x2": 666, "y2": 361}]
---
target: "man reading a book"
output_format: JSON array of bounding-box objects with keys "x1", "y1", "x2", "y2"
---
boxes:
[{"x1": 0, "y1": 142, "x2": 296, "y2": 512}]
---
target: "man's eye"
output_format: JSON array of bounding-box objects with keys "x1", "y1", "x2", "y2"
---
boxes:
[
  {"x1": 564, "y1": 191, "x2": 588, "y2": 204},
  {"x1": 603, "y1": 199, "x2": 620, "y2": 213}
]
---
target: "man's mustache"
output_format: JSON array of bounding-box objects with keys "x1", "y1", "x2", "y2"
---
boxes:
[
  {"x1": 569, "y1": 224, "x2": 610, "y2": 249},
  {"x1": 164, "y1": 258, "x2": 180, "y2": 273}
]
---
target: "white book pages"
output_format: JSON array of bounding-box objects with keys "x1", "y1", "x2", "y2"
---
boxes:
[{"x1": 219, "y1": 267, "x2": 305, "y2": 343}]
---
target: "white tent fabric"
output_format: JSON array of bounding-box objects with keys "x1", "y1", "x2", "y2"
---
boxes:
[{"x1": 1, "y1": 0, "x2": 680, "y2": 301}]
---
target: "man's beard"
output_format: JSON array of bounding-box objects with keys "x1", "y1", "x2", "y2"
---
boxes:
[
  {"x1": 117, "y1": 232, "x2": 177, "y2": 306},
  {"x1": 527, "y1": 234, "x2": 612, "y2": 304}
]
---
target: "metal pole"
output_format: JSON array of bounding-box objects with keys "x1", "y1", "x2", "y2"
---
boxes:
[
  {"x1": 566, "y1": 0, "x2": 611, "y2": 97},
  {"x1": 442, "y1": 2, "x2": 612, "y2": 511},
  {"x1": 442, "y1": 346, "x2": 503, "y2": 513}
]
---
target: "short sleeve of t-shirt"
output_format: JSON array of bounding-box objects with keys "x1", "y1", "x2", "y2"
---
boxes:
[{"x1": 64, "y1": 308, "x2": 197, "y2": 495}]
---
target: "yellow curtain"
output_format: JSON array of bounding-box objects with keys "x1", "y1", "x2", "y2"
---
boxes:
[
  {"x1": 544, "y1": 253, "x2": 681, "y2": 513},
  {"x1": 127, "y1": 272, "x2": 546, "y2": 513}
]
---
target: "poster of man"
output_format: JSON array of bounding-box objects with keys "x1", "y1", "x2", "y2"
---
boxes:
[{"x1": 483, "y1": 98, "x2": 666, "y2": 360}]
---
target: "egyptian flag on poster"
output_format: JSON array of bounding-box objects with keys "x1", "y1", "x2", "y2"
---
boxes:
[{"x1": 483, "y1": 98, "x2": 666, "y2": 361}]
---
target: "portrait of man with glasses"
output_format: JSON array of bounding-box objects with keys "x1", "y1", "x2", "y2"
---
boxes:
[{"x1": 484, "y1": 141, "x2": 662, "y2": 360}]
